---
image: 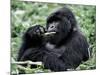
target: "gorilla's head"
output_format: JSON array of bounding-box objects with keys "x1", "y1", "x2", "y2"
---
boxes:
[{"x1": 45, "y1": 7, "x2": 78, "y2": 45}]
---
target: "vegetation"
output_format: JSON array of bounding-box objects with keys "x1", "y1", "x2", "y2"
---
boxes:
[{"x1": 11, "y1": 0, "x2": 96, "y2": 74}]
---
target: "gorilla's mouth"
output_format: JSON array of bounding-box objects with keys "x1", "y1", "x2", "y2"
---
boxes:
[
  {"x1": 44, "y1": 32, "x2": 56, "y2": 36},
  {"x1": 43, "y1": 31, "x2": 57, "y2": 42}
]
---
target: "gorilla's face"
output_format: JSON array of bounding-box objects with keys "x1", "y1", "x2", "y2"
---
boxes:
[
  {"x1": 45, "y1": 7, "x2": 78, "y2": 45},
  {"x1": 46, "y1": 16, "x2": 71, "y2": 44}
]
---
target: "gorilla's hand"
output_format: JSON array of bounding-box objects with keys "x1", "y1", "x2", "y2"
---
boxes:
[
  {"x1": 26, "y1": 25, "x2": 45, "y2": 38},
  {"x1": 23, "y1": 25, "x2": 46, "y2": 43}
]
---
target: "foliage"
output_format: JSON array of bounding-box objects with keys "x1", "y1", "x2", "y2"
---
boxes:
[{"x1": 11, "y1": 0, "x2": 96, "y2": 74}]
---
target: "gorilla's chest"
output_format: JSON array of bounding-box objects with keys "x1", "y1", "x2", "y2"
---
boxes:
[
  {"x1": 45, "y1": 42, "x2": 66, "y2": 56},
  {"x1": 45, "y1": 43, "x2": 55, "y2": 50}
]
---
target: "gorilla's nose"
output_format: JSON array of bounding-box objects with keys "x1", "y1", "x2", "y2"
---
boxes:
[{"x1": 47, "y1": 27, "x2": 57, "y2": 32}]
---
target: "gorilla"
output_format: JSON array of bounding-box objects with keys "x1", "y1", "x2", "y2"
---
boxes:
[{"x1": 17, "y1": 7, "x2": 90, "y2": 72}]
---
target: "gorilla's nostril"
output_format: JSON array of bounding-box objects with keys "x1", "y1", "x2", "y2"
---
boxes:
[{"x1": 51, "y1": 26, "x2": 54, "y2": 28}]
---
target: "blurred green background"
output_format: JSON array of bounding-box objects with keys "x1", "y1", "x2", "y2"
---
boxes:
[{"x1": 11, "y1": 0, "x2": 96, "y2": 74}]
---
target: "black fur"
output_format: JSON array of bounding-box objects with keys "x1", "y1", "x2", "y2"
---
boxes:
[{"x1": 17, "y1": 7, "x2": 89, "y2": 72}]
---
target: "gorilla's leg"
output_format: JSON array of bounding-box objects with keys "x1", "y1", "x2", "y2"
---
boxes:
[
  {"x1": 20, "y1": 48, "x2": 43, "y2": 61},
  {"x1": 43, "y1": 53, "x2": 67, "y2": 71}
]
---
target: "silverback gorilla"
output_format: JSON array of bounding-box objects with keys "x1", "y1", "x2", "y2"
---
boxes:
[{"x1": 17, "y1": 7, "x2": 90, "y2": 72}]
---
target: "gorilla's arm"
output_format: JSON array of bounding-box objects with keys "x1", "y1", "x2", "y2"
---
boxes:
[{"x1": 17, "y1": 25, "x2": 45, "y2": 61}]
